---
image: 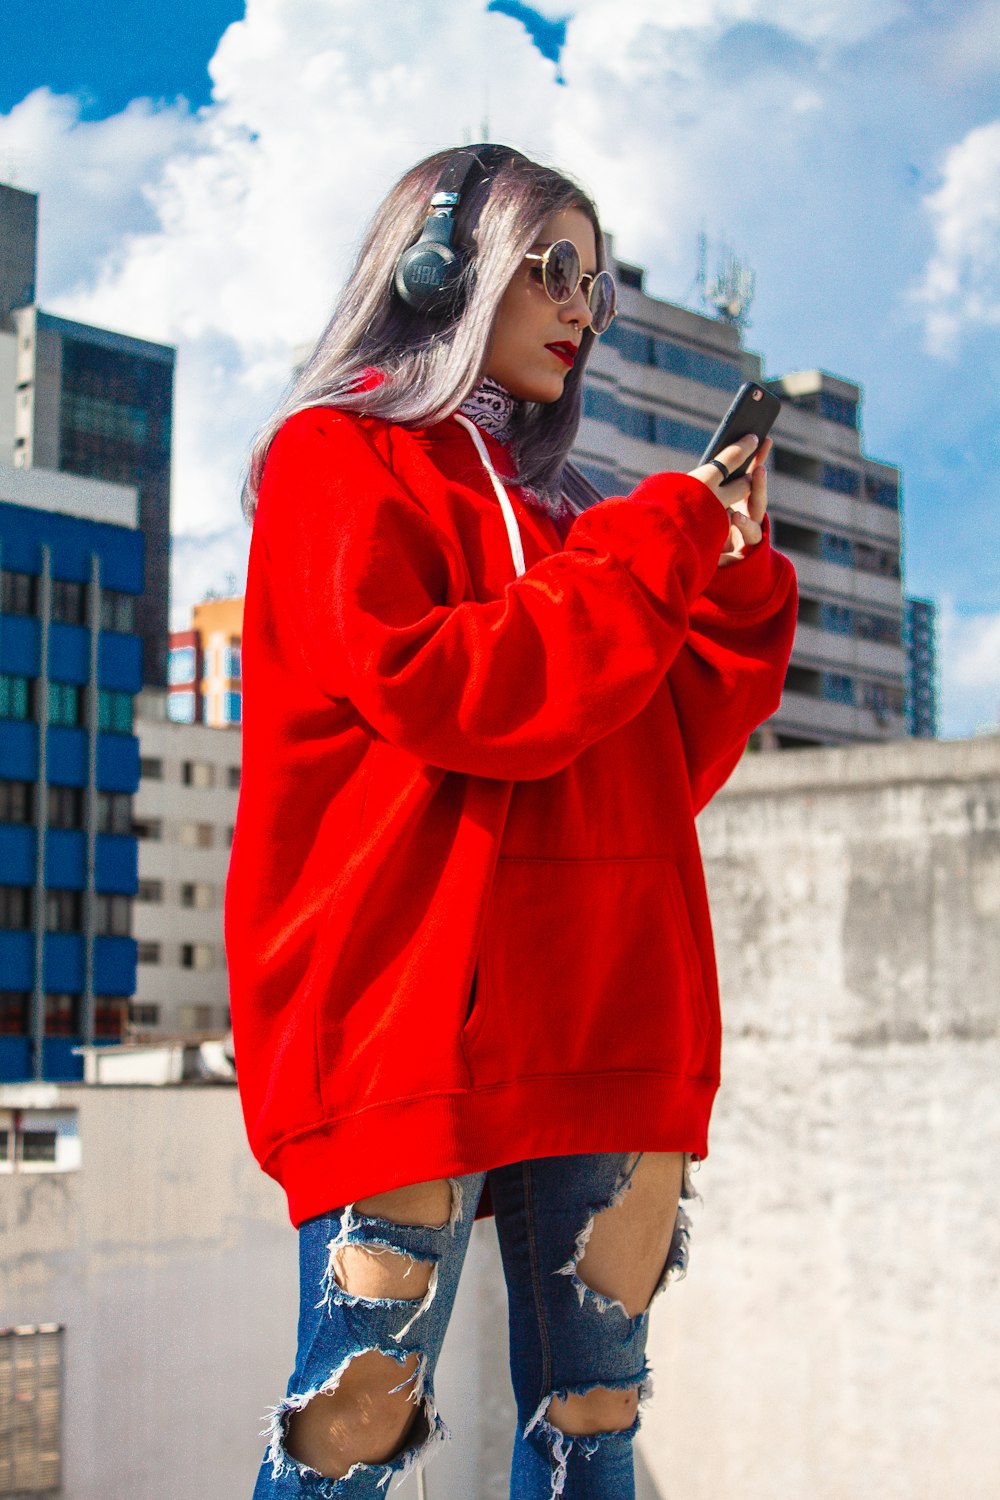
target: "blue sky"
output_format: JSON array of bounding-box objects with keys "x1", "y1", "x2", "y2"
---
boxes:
[{"x1": 1, "y1": 0, "x2": 998, "y2": 734}]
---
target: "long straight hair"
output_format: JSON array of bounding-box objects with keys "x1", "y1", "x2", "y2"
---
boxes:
[{"x1": 241, "y1": 146, "x2": 607, "y2": 522}]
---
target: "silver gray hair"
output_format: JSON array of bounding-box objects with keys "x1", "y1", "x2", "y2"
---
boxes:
[{"x1": 241, "y1": 146, "x2": 607, "y2": 523}]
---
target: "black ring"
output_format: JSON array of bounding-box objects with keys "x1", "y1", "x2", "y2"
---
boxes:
[{"x1": 709, "y1": 457, "x2": 731, "y2": 482}]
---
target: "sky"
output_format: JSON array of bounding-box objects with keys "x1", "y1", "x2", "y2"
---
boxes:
[{"x1": 0, "y1": 0, "x2": 997, "y2": 736}]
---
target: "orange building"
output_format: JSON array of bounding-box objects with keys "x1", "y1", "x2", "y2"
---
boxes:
[{"x1": 167, "y1": 595, "x2": 244, "y2": 727}]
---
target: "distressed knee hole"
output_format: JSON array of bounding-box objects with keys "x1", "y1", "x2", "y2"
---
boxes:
[
  {"x1": 332, "y1": 1242, "x2": 434, "y2": 1302},
  {"x1": 562, "y1": 1151, "x2": 688, "y2": 1318},
  {"x1": 354, "y1": 1176, "x2": 455, "y2": 1229},
  {"x1": 546, "y1": 1384, "x2": 640, "y2": 1436},
  {"x1": 282, "y1": 1349, "x2": 428, "y2": 1480}
]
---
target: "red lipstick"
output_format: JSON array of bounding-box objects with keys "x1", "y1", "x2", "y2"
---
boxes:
[{"x1": 545, "y1": 342, "x2": 577, "y2": 368}]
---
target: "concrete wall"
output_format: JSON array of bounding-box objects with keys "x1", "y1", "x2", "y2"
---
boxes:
[{"x1": 2, "y1": 735, "x2": 998, "y2": 1499}]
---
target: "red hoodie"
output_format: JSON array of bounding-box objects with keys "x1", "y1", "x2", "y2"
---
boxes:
[{"x1": 224, "y1": 404, "x2": 797, "y2": 1227}]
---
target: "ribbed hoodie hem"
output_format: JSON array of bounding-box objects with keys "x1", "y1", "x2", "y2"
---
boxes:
[{"x1": 261, "y1": 1069, "x2": 719, "y2": 1228}]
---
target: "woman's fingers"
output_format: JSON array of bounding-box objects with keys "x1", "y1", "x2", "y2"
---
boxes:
[
  {"x1": 689, "y1": 432, "x2": 759, "y2": 505},
  {"x1": 726, "y1": 508, "x2": 763, "y2": 546}
]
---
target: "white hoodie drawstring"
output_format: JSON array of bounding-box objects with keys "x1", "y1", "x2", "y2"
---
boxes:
[{"x1": 452, "y1": 413, "x2": 526, "y2": 578}]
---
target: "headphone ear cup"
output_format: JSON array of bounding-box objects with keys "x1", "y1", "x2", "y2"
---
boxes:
[{"x1": 394, "y1": 241, "x2": 466, "y2": 315}]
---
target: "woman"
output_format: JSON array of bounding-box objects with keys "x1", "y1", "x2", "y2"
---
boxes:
[{"x1": 226, "y1": 143, "x2": 797, "y2": 1498}]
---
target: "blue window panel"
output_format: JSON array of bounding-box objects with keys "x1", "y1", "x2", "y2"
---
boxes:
[
  {"x1": 574, "y1": 462, "x2": 619, "y2": 499},
  {"x1": 167, "y1": 690, "x2": 197, "y2": 724},
  {"x1": 867, "y1": 480, "x2": 899, "y2": 509},
  {"x1": 98, "y1": 631, "x2": 143, "y2": 692},
  {"x1": 224, "y1": 646, "x2": 242, "y2": 678},
  {"x1": 653, "y1": 340, "x2": 742, "y2": 391},
  {"x1": 94, "y1": 934, "x2": 137, "y2": 996},
  {"x1": 45, "y1": 829, "x2": 86, "y2": 889},
  {"x1": 168, "y1": 645, "x2": 197, "y2": 685},
  {"x1": 43, "y1": 932, "x2": 85, "y2": 991},
  {"x1": 820, "y1": 602, "x2": 853, "y2": 636},
  {"x1": 95, "y1": 834, "x2": 138, "y2": 894},
  {"x1": 604, "y1": 322, "x2": 655, "y2": 364},
  {"x1": 654, "y1": 415, "x2": 713, "y2": 454},
  {"x1": 619, "y1": 404, "x2": 655, "y2": 442},
  {"x1": 225, "y1": 691, "x2": 242, "y2": 724},
  {"x1": 41, "y1": 1037, "x2": 84, "y2": 1080},
  {"x1": 49, "y1": 623, "x2": 90, "y2": 685},
  {"x1": 818, "y1": 391, "x2": 858, "y2": 428},
  {"x1": 822, "y1": 672, "x2": 856, "y2": 705},
  {"x1": 0, "y1": 720, "x2": 37, "y2": 781},
  {"x1": 0, "y1": 824, "x2": 35, "y2": 885},
  {"x1": 0, "y1": 930, "x2": 34, "y2": 989},
  {"x1": 0, "y1": 613, "x2": 40, "y2": 676},
  {"x1": 821, "y1": 463, "x2": 861, "y2": 497},
  {"x1": 0, "y1": 1035, "x2": 32, "y2": 1082},
  {"x1": 820, "y1": 533, "x2": 854, "y2": 567},
  {"x1": 97, "y1": 732, "x2": 140, "y2": 794},
  {"x1": 47, "y1": 727, "x2": 88, "y2": 786},
  {"x1": 582, "y1": 386, "x2": 619, "y2": 425}
]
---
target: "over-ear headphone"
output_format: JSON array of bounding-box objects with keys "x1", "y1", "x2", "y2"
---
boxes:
[{"x1": 394, "y1": 144, "x2": 522, "y2": 318}]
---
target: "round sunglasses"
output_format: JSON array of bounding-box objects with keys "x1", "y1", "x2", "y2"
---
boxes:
[{"x1": 523, "y1": 239, "x2": 618, "y2": 335}]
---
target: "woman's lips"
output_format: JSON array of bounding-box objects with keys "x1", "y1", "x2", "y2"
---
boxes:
[{"x1": 545, "y1": 342, "x2": 577, "y2": 368}]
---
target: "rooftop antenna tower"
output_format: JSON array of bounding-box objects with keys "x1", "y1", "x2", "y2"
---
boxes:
[{"x1": 696, "y1": 232, "x2": 756, "y2": 331}]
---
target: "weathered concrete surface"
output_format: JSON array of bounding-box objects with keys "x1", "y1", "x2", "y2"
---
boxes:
[
  {"x1": 636, "y1": 735, "x2": 1000, "y2": 1500},
  {"x1": 3, "y1": 735, "x2": 997, "y2": 1499}
]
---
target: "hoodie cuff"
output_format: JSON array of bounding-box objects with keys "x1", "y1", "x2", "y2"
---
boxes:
[{"x1": 701, "y1": 515, "x2": 787, "y2": 611}]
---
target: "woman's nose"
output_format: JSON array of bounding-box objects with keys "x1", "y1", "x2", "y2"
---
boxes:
[{"x1": 560, "y1": 283, "x2": 593, "y2": 330}]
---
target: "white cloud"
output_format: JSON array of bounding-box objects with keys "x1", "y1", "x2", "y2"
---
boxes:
[
  {"x1": 910, "y1": 118, "x2": 1000, "y2": 357},
  {"x1": 938, "y1": 597, "x2": 1000, "y2": 737}
]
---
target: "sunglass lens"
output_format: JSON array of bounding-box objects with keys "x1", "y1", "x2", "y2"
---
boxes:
[
  {"x1": 543, "y1": 240, "x2": 580, "y2": 303},
  {"x1": 589, "y1": 271, "x2": 617, "y2": 334}
]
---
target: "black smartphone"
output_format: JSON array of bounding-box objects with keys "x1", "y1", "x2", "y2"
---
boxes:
[{"x1": 699, "y1": 381, "x2": 782, "y2": 483}]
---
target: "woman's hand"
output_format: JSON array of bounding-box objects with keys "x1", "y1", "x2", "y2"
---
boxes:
[{"x1": 688, "y1": 434, "x2": 772, "y2": 568}]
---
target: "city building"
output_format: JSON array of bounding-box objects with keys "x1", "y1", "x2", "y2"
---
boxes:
[
  {"x1": 0, "y1": 462, "x2": 143, "y2": 1083},
  {"x1": 130, "y1": 687, "x2": 239, "y2": 1036},
  {"x1": 0, "y1": 181, "x2": 175, "y2": 691},
  {"x1": 574, "y1": 249, "x2": 915, "y2": 747},
  {"x1": 167, "y1": 594, "x2": 243, "y2": 726}
]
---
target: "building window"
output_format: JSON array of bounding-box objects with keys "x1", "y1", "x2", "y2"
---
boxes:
[
  {"x1": 0, "y1": 1108, "x2": 79, "y2": 1171},
  {"x1": 0, "y1": 779, "x2": 33, "y2": 823},
  {"x1": 654, "y1": 414, "x2": 714, "y2": 455},
  {"x1": 96, "y1": 791, "x2": 132, "y2": 836},
  {"x1": 47, "y1": 681, "x2": 82, "y2": 728},
  {"x1": 178, "y1": 1003, "x2": 214, "y2": 1031},
  {"x1": 97, "y1": 689, "x2": 134, "y2": 734},
  {"x1": 94, "y1": 997, "x2": 129, "y2": 1038},
  {"x1": 61, "y1": 389, "x2": 149, "y2": 444},
  {"x1": 136, "y1": 879, "x2": 163, "y2": 903},
  {"x1": 168, "y1": 646, "x2": 197, "y2": 685},
  {"x1": 226, "y1": 824, "x2": 235, "y2": 846},
  {"x1": 0, "y1": 1325, "x2": 64, "y2": 1493},
  {"x1": 0, "y1": 886, "x2": 32, "y2": 930},
  {"x1": 1, "y1": 568, "x2": 37, "y2": 615},
  {"x1": 820, "y1": 533, "x2": 854, "y2": 567},
  {"x1": 44, "y1": 993, "x2": 80, "y2": 1035},
  {"x1": 821, "y1": 463, "x2": 861, "y2": 497},
  {"x1": 139, "y1": 756, "x2": 163, "y2": 780},
  {"x1": 47, "y1": 784, "x2": 84, "y2": 830},
  {"x1": 818, "y1": 391, "x2": 858, "y2": 428},
  {"x1": 819, "y1": 602, "x2": 853, "y2": 637},
  {"x1": 180, "y1": 942, "x2": 214, "y2": 971},
  {"x1": 0, "y1": 992, "x2": 29, "y2": 1034},
  {"x1": 865, "y1": 478, "x2": 899, "y2": 510},
  {"x1": 50, "y1": 578, "x2": 87, "y2": 625},
  {"x1": 223, "y1": 645, "x2": 242, "y2": 678},
  {"x1": 167, "y1": 691, "x2": 197, "y2": 723},
  {"x1": 131, "y1": 817, "x2": 162, "y2": 841},
  {"x1": 99, "y1": 591, "x2": 136, "y2": 632},
  {"x1": 136, "y1": 941, "x2": 161, "y2": 964},
  {"x1": 822, "y1": 672, "x2": 856, "y2": 705},
  {"x1": 129, "y1": 1001, "x2": 160, "y2": 1027},
  {"x1": 94, "y1": 893, "x2": 131, "y2": 937},
  {"x1": 226, "y1": 765, "x2": 240, "y2": 789},
  {"x1": 0, "y1": 673, "x2": 32, "y2": 721},
  {"x1": 224, "y1": 691, "x2": 242, "y2": 724},
  {"x1": 180, "y1": 822, "x2": 214, "y2": 849},
  {"x1": 45, "y1": 890, "x2": 82, "y2": 933},
  {"x1": 181, "y1": 759, "x2": 215, "y2": 789},
  {"x1": 180, "y1": 881, "x2": 213, "y2": 910}
]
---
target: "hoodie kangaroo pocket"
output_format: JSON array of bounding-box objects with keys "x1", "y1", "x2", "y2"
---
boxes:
[{"x1": 461, "y1": 855, "x2": 711, "y2": 1086}]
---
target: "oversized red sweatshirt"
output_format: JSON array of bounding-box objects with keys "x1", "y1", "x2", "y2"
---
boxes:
[{"x1": 224, "y1": 405, "x2": 797, "y2": 1227}]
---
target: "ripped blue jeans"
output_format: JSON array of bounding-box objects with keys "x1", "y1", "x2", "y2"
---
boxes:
[{"x1": 254, "y1": 1151, "x2": 700, "y2": 1499}]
